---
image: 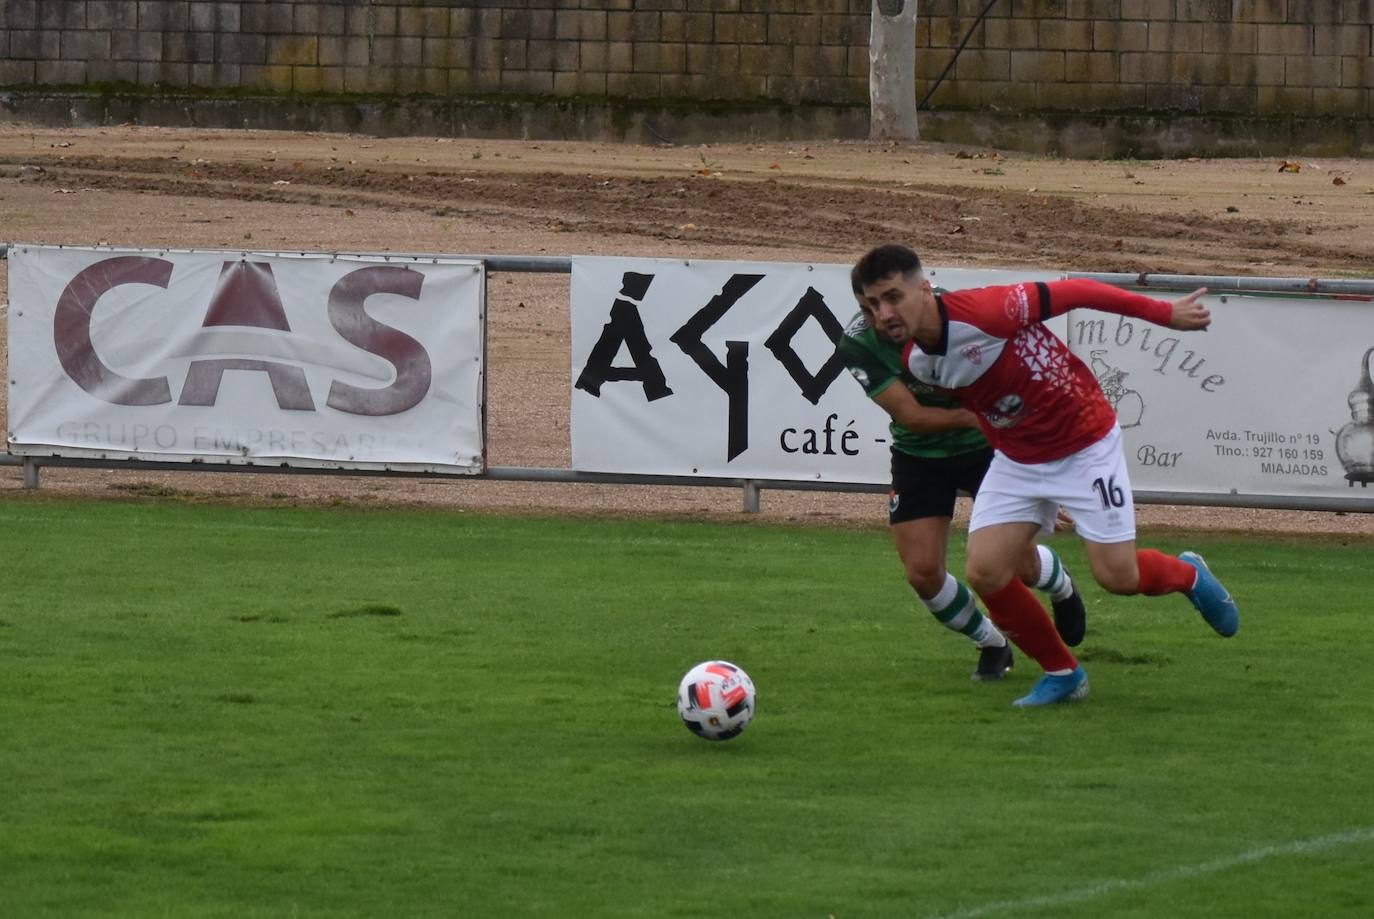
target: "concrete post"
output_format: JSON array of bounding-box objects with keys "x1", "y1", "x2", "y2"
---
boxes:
[{"x1": 869, "y1": 0, "x2": 918, "y2": 141}]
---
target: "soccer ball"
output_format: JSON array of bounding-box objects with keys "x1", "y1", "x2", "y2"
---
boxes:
[{"x1": 676, "y1": 660, "x2": 756, "y2": 741}]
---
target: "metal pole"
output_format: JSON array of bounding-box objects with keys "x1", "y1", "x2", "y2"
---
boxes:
[
  {"x1": 742, "y1": 480, "x2": 761, "y2": 513},
  {"x1": 22, "y1": 458, "x2": 40, "y2": 489},
  {"x1": 1069, "y1": 271, "x2": 1374, "y2": 298}
]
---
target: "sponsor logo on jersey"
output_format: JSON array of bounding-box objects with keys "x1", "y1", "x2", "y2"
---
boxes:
[
  {"x1": 845, "y1": 312, "x2": 871, "y2": 336},
  {"x1": 850, "y1": 367, "x2": 870, "y2": 388},
  {"x1": 888, "y1": 492, "x2": 901, "y2": 514},
  {"x1": 986, "y1": 393, "x2": 1025, "y2": 429},
  {"x1": 960, "y1": 343, "x2": 983, "y2": 365}
]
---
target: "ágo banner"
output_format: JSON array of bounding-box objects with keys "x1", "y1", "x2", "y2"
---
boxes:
[{"x1": 570, "y1": 256, "x2": 1060, "y2": 484}]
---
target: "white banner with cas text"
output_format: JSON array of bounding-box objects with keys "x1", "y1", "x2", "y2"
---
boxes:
[{"x1": 8, "y1": 246, "x2": 486, "y2": 473}]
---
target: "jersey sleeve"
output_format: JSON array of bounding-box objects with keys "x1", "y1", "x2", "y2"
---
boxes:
[
  {"x1": 943, "y1": 280, "x2": 1174, "y2": 337},
  {"x1": 1029, "y1": 279, "x2": 1174, "y2": 326},
  {"x1": 835, "y1": 332, "x2": 899, "y2": 398}
]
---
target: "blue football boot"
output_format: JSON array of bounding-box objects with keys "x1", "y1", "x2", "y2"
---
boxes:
[
  {"x1": 1179, "y1": 551, "x2": 1239, "y2": 637},
  {"x1": 1012, "y1": 666, "x2": 1089, "y2": 707}
]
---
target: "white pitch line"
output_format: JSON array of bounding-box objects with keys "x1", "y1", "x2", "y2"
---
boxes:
[{"x1": 924, "y1": 826, "x2": 1374, "y2": 919}]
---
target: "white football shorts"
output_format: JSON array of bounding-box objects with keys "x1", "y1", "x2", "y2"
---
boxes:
[{"x1": 969, "y1": 425, "x2": 1136, "y2": 544}]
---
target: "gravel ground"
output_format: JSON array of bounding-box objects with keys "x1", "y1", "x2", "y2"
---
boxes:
[{"x1": 3, "y1": 124, "x2": 1372, "y2": 536}]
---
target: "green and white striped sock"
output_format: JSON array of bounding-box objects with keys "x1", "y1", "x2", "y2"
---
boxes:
[
  {"x1": 1035, "y1": 545, "x2": 1075, "y2": 601},
  {"x1": 922, "y1": 573, "x2": 1005, "y2": 648}
]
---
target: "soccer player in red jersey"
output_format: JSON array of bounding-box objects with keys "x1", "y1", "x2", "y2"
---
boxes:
[{"x1": 852, "y1": 244, "x2": 1239, "y2": 707}]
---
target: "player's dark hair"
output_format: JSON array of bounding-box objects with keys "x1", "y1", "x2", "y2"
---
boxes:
[{"x1": 851, "y1": 244, "x2": 922, "y2": 294}]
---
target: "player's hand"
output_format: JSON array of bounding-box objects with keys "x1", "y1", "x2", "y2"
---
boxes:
[
  {"x1": 1169, "y1": 287, "x2": 1211, "y2": 330},
  {"x1": 1054, "y1": 507, "x2": 1075, "y2": 532}
]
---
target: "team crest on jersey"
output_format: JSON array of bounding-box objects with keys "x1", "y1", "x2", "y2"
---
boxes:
[
  {"x1": 960, "y1": 343, "x2": 983, "y2": 365},
  {"x1": 1004, "y1": 285, "x2": 1031, "y2": 323},
  {"x1": 986, "y1": 393, "x2": 1025, "y2": 429}
]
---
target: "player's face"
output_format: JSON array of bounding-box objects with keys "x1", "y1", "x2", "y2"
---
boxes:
[
  {"x1": 855, "y1": 297, "x2": 899, "y2": 343},
  {"x1": 861, "y1": 270, "x2": 930, "y2": 343}
]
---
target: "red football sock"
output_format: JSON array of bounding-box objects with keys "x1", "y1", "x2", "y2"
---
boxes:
[
  {"x1": 1136, "y1": 549, "x2": 1197, "y2": 596},
  {"x1": 977, "y1": 580, "x2": 1077, "y2": 673}
]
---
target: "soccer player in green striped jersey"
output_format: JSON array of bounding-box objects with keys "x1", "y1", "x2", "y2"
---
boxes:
[{"x1": 836, "y1": 279, "x2": 1085, "y2": 682}]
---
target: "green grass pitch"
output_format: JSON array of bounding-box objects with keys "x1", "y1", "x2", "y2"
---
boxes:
[{"x1": 1, "y1": 494, "x2": 1371, "y2": 918}]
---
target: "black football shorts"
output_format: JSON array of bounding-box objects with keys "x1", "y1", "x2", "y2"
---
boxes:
[{"x1": 888, "y1": 446, "x2": 995, "y2": 524}]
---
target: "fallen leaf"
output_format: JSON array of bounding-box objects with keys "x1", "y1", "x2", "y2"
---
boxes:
[
  {"x1": 344, "y1": 209, "x2": 355, "y2": 217},
  {"x1": 679, "y1": 223, "x2": 697, "y2": 230},
  {"x1": 1226, "y1": 205, "x2": 1240, "y2": 213},
  {"x1": 949, "y1": 224, "x2": 966, "y2": 235},
  {"x1": 769, "y1": 163, "x2": 781, "y2": 169},
  {"x1": 1278, "y1": 160, "x2": 1301, "y2": 173},
  {"x1": 1112, "y1": 239, "x2": 1124, "y2": 249},
  {"x1": 1333, "y1": 176, "x2": 1347, "y2": 186}
]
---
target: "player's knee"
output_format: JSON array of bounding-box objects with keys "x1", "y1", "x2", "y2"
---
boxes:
[
  {"x1": 964, "y1": 560, "x2": 1013, "y2": 596},
  {"x1": 1093, "y1": 565, "x2": 1139, "y2": 595},
  {"x1": 905, "y1": 563, "x2": 946, "y2": 598}
]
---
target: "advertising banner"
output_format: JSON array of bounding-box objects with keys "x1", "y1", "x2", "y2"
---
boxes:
[
  {"x1": 570, "y1": 256, "x2": 1061, "y2": 484},
  {"x1": 8, "y1": 246, "x2": 485, "y2": 473},
  {"x1": 1065, "y1": 291, "x2": 1374, "y2": 499},
  {"x1": 572, "y1": 256, "x2": 1374, "y2": 504}
]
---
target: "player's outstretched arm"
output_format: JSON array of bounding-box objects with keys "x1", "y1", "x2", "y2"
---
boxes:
[
  {"x1": 1167, "y1": 287, "x2": 1211, "y2": 331},
  {"x1": 873, "y1": 384, "x2": 980, "y2": 434},
  {"x1": 1033, "y1": 279, "x2": 1175, "y2": 328}
]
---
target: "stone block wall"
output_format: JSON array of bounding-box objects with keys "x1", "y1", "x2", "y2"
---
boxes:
[
  {"x1": 0, "y1": 1, "x2": 874, "y2": 105},
  {"x1": 918, "y1": 0, "x2": 1374, "y2": 118},
  {"x1": 0, "y1": 1, "x2": 1371, "y2": 119}
]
